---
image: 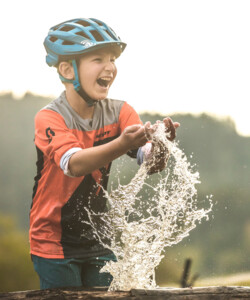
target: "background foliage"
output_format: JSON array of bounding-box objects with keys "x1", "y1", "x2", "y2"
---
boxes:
[{"x1": 0, "y1": 92, "x2": 250, "y2": 291}]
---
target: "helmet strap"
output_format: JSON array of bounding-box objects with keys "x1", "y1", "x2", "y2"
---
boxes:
[
  {"x1": 58, "y1": 60, "x2": 97, "y2": 107},
  {"x1": 71, "y1": 60, "x2": 97, "y2": 107}
]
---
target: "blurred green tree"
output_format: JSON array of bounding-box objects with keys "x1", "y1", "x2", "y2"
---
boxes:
[{"x1": 0, "y1": 214, "x2": 39, "y2": 292}]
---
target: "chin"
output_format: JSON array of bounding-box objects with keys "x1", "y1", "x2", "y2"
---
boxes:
[{"x1": 95, "y1": 93, "x2": 109, "y2": 101}]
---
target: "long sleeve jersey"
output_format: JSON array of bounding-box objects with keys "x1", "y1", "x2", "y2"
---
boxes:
[{"x1": 29, "y1": 92, "x2": 142, "y2": 259}]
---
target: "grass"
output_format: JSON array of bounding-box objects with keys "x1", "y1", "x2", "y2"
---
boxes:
[
  {"x1": 196, "y1": 272, "x2": 250, "y2": 287},
  {"x1": 158, "y1": 273, "x2": 250, "y2": 288}
]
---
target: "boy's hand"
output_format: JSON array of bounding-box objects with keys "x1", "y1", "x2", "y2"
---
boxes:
[
  {"x1": 144, "y1": 118, "x2": 180, "y2": 141},
  {"x1": 119, "y1": 124, "x2": 148, "y2": 151},
  {"x1": 163, "y1": 117, "x2": 180, "y2": 141},
  {"x1": 143, "y1": 117, "x2": 180, "y2": 174}
]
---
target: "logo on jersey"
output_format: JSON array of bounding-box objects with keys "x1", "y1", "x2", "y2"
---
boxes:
[
  {"x1": 96, "y1": 130, "x2": 111, "y2": 138},
  {"x1": 46, "y1": 127, "x2": 55, "y2": 143}
]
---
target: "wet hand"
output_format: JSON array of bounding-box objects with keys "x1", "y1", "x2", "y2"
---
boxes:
[
  {"x1": 163, "y1": 117, "x2": 180, "y2": 141},
  {"x1": 120, "y1": 124, "x2": 148, "y2": 150},
  {"x1": 144, "y1": 118, "x2": 180, "y2": 142},
  {"x1": 143, "y1": 117, "x2": 180, "y2": 174}
]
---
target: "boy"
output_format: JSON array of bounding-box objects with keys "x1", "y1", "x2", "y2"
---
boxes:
[{"x1": 30, "y1": 18, "x2": 179, "y2": 289}]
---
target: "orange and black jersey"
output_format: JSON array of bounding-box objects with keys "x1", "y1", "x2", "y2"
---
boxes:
[{"x1": 30, "y1": 92, "x2": 142, "y2": 259}]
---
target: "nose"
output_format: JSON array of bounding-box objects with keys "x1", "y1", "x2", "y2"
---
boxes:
[{"x1": 104, "y1": 60, "x2": 116, "y2": 73}]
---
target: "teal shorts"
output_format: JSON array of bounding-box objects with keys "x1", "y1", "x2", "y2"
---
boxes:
[{"x1": 31, "y1": 253, "x2": 116, "y2": 290}]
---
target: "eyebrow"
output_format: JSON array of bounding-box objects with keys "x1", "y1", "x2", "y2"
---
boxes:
[{"x1": 93, "y1": 50, "x2": 116, "y2": 56}]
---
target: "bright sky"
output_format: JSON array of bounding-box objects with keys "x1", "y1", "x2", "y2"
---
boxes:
[{"x1": 1, "y1": 0, "x2": 250, "y2": 136}]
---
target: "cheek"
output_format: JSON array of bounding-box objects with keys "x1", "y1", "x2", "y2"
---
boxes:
[
  {"x1": 113, "y1": 67, "x2": 118, "y2": 81},
  {"x1": 80, "y1": 68, "x2": 96, "y2": 87}
]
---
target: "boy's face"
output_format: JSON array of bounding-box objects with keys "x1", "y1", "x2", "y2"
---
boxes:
[{"x1": 78, "y1": 48, "x2": 118, "y2": 101}]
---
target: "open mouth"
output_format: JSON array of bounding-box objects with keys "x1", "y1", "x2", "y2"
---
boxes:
[{"x1": 97, "y1": 77, "x2": 111, "y2": 88}]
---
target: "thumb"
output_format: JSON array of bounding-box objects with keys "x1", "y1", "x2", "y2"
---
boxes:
[{"x1": 124, "y1": 124, "x2": 143, "y2": 134}]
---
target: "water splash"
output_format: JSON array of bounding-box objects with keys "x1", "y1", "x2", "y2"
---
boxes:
[{"x1": 86, "y1": 122, "x2": 213, "y2": 291}]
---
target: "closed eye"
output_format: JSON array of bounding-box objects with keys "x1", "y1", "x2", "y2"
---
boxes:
[{"x1": 93, "y1": 57, "x2": 102, "y2": 62}]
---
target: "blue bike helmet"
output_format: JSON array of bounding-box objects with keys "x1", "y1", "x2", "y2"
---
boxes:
[{"x1": 44, "y1": 18, "x2": 127, "y2": 106}]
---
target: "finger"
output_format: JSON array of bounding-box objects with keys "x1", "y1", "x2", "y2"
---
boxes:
[
  {"x1": 163, "y1": 117, "x2": 170, "y2": 122},
  {"x1": 164, "y1": 118, "x2": 176, "y2": 141},
  {"x1": 144, "y1": 123, "x2": 152, "y2": 137},
  {"x1": 163, "y1": 117, "x2": 170, "y2": 128},
  {"x1": 144, "y1": 130, "x2": 152, "y2": 141},
  {"x1": 168, "y1": 122, "x2": 176, "y2": 141},
  {"x1": 144, "y1": 121, "x2": 151, "y2": 129},
  {"x1": 124, "y1": 124, "x2": 142, "y2": 134},
  {"x1": 163, "y1": 117, "x2": 179, "y2": 140},
  {"x1": 145, "y1": 122, "x2": 158, "y2": 140},
  {"x1": 152, "y1": 123, "x2": 158, "y2": 131},
  {"x1": 163, "y1": 118, "x2": 180, "y2": 128},
  {"x1": 132, "y1": 126, "x2": 147, "y2": 140},
  {"x1": 174, "y1": 122, "x2": 180, "y2": 128}
]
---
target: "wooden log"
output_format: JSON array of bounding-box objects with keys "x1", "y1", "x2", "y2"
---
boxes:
[{"x1": 1, "y1": 286, "x2": 250, "y2": 299}]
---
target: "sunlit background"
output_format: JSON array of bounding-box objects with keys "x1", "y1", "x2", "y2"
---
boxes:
[
  {"x1": 1, "y1": 0, "x2": 250, "y2": 135},
  {"x1": 1, "y1": 0, "x2": 250, "y2": 294}
]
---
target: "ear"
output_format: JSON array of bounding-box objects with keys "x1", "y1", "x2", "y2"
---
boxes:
[{"x1": 58, "y1": 61, "x2": 74, "y2": 80}]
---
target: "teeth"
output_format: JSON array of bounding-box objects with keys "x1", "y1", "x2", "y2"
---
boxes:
[{"x1": 100, "y1": 77, "x2": 111, "y2": 81}]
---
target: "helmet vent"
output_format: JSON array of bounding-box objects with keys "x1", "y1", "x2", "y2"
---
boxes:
[
  {"x1": 49, "y1": 36, "x2": 58, "y2": 42},
  {"x1": 75, "y1": 20, "x2": 90, "y2": 27},
  {"x1": 90, "y1": 30, "x2": 104, "y2": 42},
  {"x1": 93, "y1": 20, "x2": 103, "y2": 26},
  {"x1": 60, "y1": 25, "x2": 74, "y2": 32},
  {"x1": 75, "y1": 31, "x2": 90, "y2": 40},
  {"x1": 105, "y1": 30, "x2": 115, "y2": 39},
  {"x1": 62, "y1": 40, "x2": 75, "y2": 45}
]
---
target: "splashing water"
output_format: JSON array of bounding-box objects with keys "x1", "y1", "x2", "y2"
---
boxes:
[{"x1": 86, "y1": 122, "x2": 213, "y2": 291}]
